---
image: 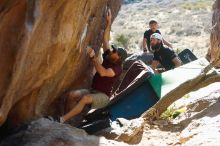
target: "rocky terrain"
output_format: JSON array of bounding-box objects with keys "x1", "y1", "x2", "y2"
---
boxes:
[
  {"x1": 112, "y1": 0, "x2": 213, "y2": 57},
  {"x1": 1, "y1": 82, "x2": 220, "y2": 146},
  {"x1": 1, "y1": 0, "x2": 220, "y2": 146},
  {"x1": 139, "y1": 82, "x2": 220, "y2": 146}
]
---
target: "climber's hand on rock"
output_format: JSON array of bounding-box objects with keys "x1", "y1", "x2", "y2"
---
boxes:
[
  {"x1": 86, "y1": 46, "x2": 95, "y2": 58},
  {"x1": 106, "y1": 9, "x2": 112, "y2": 25}
]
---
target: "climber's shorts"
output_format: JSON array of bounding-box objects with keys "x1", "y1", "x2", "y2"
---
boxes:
[
  {"x1": 88, "y1": 90, "x2": 110, "y2": 109},
  {"x1": 73, "y1": 89, "x2": 110, "y2": 109}
]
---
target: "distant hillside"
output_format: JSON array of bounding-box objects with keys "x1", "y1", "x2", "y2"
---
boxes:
[{"x1": 113, "y1": 0, "x2": 213, "y2": 57}]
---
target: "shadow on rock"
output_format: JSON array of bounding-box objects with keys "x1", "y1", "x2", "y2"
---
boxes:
[{"x1": 0, "y1": 118, "x2": 103, "y2": 146}]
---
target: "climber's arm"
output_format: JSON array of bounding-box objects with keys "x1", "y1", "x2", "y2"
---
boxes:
[
  {"x1": 103, "y1": 9, "x2": 112, "y2": 52},
  {"x1": 87, "y1": 46, "x2": 115, "y2": 77},
  {"x1": 92, "y1": 57, "x2": 115, "y2": 77}
]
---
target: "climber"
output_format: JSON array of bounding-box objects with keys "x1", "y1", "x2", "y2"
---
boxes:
[
  {"x1": 143, "y1": 19, "x2": 173, "y2": 53},
  {"x1": 150, "y1": 33, "x2": 182, "y2": 73},
  {"x1": 49, "y1": 9, "x2": 127, "y2": 123}
]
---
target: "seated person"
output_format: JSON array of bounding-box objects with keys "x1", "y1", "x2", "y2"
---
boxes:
[
  {"x1": 51, "y1": 9, "x2": 127, "y2": 123},
  {"x1": 143, "y1": 19, "x2": 172, "y2": 53},
  {"x1": 150, "y1": 33, "x2": 182, "y2": 73}
]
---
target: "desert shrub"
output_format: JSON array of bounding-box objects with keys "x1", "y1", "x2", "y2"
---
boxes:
[
  {"x1": 180, "y1": 1, "x2": 212, "y2": 10},
  {"x1": 118, "y1": 20, "x2": 125, "y2": 26},
  {"x1": 161, "y1": 105, "x2": 187, "y2": 120},
  {"x1": 183, "y1": 94, "x2": 190, "y2": 99},
  {"x1": 115, "y1": 33, "x2": 130, "y2": 49},
  {"x1": 175, "y1": 48, "x2": 182, "y2": 54}
]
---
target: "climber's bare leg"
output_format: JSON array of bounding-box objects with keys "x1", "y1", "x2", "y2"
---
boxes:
[
  {"x1": 65, "y1": 89, "x2": 89, "y2": 112},
  {"x1": 62, "y1": 95, "x2": 93, "y2": 122}
]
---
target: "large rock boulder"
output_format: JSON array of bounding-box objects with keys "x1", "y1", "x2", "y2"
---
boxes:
[
  {"x1": 0, "y1": 0, "x2": 122, "y2": 127},
  {"x1": 210, "y1": 0, "x2": 220, "y2": 65},
  {"x1": 0, "y1": 118, "x2": 128, "y2": 146}
]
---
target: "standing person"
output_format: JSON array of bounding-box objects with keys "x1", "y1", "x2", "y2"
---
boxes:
[
  {"x1": 49, "y1": 9, "x2": 127, "y2": 123},
  {"x1": 150, "y1": 33, "x2": 181, "y2": 73},
  {"x1": 143, "y1": 19, "x2": 172, "y2": 53}
]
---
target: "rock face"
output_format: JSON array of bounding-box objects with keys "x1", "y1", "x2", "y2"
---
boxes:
[
  {"x1": 0, "y1": 118, "x2": 129, "y2": 146},
  {"x1": 0, "y1": 0, "x2": 122, "y2": 127},
  {"x1": 96, "y1": 118, "x2": 145, "y2": 144},
  {"x1": 210, "y1": 0, "x2": 220, "y2": 63}
]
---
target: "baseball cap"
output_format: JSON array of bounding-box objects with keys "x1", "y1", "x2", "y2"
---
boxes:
[
  {"x1": 149, "y1": 19, "x2": 158, "y2": 24},
  {"x1": 150, "y1": 33, "x2": 163, "y2": 41},
  {"x1": 111, "y1": 45, "x2": 127, "y2": 62}
]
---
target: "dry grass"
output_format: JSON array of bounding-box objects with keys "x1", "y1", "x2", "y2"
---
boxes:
[
  {"x1": 180, "y1": 1, "x2": 213, "y2": 10},
  {"x1": 112, "y1": 0, "x2": 213, "y2": 56}
]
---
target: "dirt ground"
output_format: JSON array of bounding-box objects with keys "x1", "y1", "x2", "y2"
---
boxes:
[{"x1": 136, "y1": 82, "x2": 220, "y2": 146}]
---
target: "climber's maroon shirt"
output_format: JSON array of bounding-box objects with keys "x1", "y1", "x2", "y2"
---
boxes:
[{"x1": 92, "y1": 50, "x2": 122, "y2": 96}]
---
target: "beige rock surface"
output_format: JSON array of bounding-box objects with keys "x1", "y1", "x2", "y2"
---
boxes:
[
  {"x1": 1, "y1": 1, "x2": 220, "y2": 146},
  {"x1": 0, "y1": 0, "x2": 122, "y2": 127}
]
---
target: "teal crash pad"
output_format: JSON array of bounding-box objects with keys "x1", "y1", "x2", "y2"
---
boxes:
[{"x1": 149, "y1": 58, "x2": 211, "y2": 98}]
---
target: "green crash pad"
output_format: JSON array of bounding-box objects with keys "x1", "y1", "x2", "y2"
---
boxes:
[{"x1": 149, "y1": 58, "x2": 211, "y2": 98}]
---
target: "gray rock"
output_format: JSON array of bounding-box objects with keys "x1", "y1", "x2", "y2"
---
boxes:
[{"x1": 0, "y1": 118, "x2": 126, "y2": 146}]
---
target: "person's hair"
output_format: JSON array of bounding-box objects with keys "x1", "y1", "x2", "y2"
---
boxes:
[{"x1": 149, "y1": 20, "x2": 157, "y2": 25}]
